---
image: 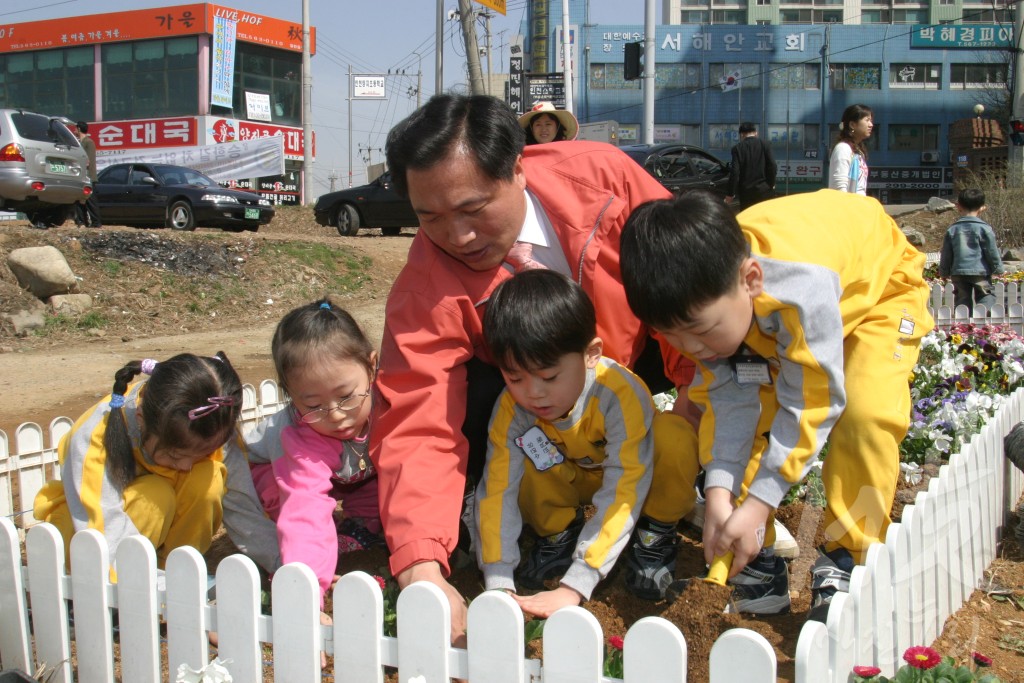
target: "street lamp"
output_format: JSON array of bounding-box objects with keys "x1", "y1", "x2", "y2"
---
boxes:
[{"x1": 974, "y1": 103, "x2": 985, "y2": 118}]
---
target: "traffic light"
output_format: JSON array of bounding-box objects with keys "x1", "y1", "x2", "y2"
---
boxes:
[
  {"x1": 624, "y1": 42, "x2": 642, "y2": 81},
  {"x1": 1011, "y1": 120, "x2": 1024, "y2": 146}
]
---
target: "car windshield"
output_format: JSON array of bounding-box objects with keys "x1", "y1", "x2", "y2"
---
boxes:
[{"x1": 152, "y1": 165, "x2": 218, "y2": 187}]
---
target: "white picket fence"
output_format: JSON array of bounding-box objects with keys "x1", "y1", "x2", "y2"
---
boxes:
[
  {"x1": 0, "y1": 384, "x2": 1022, "y2": 682},
  {"x1": 928, "y1": 280, "x2": 1024, "y2": 332}
]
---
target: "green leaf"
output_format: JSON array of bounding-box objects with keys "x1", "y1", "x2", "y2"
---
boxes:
[{"x1": 523, "y1": 618, "x2": 546, "y2": 643}]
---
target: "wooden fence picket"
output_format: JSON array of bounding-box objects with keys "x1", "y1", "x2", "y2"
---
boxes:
[
  {"x1": 466, "y1": 588, "x2": 525, "y2": 683},
  {"x1": 886, "y1": 511, "x2": 913, "y2": 657},
  {"x1": 118, "y1": 536, "x2": 162, "y2": 683},
  {"x1": 624, "y1": 617, "x2": 686, "y2": 683},
  {"x1": 165, "y1": 545, "x2": 212, "y2": 676},
  {"x1": 397, "y1": 580, "x2": 455, "y2": 681},
  {"x1": 26, "y1": 523, "x2": 72, "y2": 683},
  {"x1": 215, "y1": 554, "x2": 263, "y2": 682},
  {"x1": 709, "y1": 629, "x2": 775, "y2": 682},
  {"x1": 848, "y1": 563, "x2": 874, "y2": 668},
  {"x1": 864, "y1": 544, "x2": 895, "y2": 675},
  {"x1": 544, "y1": 606, "x2": 603, "y2": 682},
  {"x1": 334, "y1": 571, "x2": 386, "y2": 683},
  {"x1": 0, "y1": 517, "x2": 30, "y2": 672},
  {"x1": 825, "y1": 591, "x2": 855, "y2": 683},
  {"x1": 271, "y1": 563, "x2": 321, "y2": 681},
  {"x1": 70, "y1": 529, "x2": 114, "y2": 683},
  {"x1": 794, "y1": 621, "x2": 829, "y2": 683}
]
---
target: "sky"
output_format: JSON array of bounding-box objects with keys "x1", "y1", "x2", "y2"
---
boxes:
[{"x1": 1, "y1": 0, "x2": 637, "y2": 196}]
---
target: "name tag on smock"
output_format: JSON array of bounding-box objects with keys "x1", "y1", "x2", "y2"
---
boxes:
[
  {"x1": 730, "y1": 355, "x2": 773, "y2": 385},
  {"x1": 515, "y1": 426, "x2": 565, "y2": 471}
]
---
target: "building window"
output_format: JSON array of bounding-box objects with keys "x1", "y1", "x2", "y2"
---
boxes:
[
  {"x1": 712, "y1": 10, "x2": 747, "y2": 24},
  {"x1": 950, "y1": 63, "x2": 1007, "y2": 89},
  {"x1": 830, "y1": 63, "x2": 881, "y2": 90},
  {"x1": 102, "y1": 37, "x2": 198, "y2": 119},
  {"x1": 765, "y1": 123, "x2": 820, "y2": 152},
  {"x1": 888, "y1": 124, "x2": 940, "y2": 152},
  {"x1": 813, "y1": 10, "x2": 843, "y2": 22},
  {"x1": 861, "y1": 10, "x2": 891, "y2": 22},
  {"x1": 589, "y1": 63, "x2": 631, "y2": 90},
  {"x1": 893, "y1": 9, "x2": 929, "y2": 23},
  {"x1": 226, "y1": 43, "x2": 302, "y2": 126},
  {"x1": 656, "y1": 63, "x2": 702, "y2": 90},
  {"x1": 681, "y1": 10, "x2": 709, "y2": 22},
  {"x1": 889, "y1": 63, "x2": 941, "y2": 89},
  {"x1": 710, "y1": 63, "x2": 762, "y2": 90},
  {"x1": 0, "y1": 47, "x2": 95, "y2": 122},
  {"x1": 768, "y1": 63, "x2": 821, "y2": 89}
]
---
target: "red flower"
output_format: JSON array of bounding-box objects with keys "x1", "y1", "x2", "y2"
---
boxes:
[
  {"x1": 373, "y1": 575, "x2": 387, "y2": 592},
  {"x1": 853, "y1": 665, "x2": 881, "y2": 677},
  {"x1": 608, "y1": 635, "x2": 624, "y2": 650},
  {"x1": 972, "y1": 651, "x2": 993, "y2": 667},
  {"x1": 903, "y1": 646, "x2": 941, "y2": 669}
]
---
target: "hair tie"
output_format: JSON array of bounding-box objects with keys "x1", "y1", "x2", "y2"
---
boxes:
[
  {"x1": 319, "y1": 302, "x2": 331, "y2": 311},
  {"x1": 141, "y1": 358, "x2": 157, "y2": 375},
  {"x1": 109, "y1": 393, "x2": 126, "y2": 409},
  {"x1": 188, "y1": 395, "x2": 237, "y2": 420}
]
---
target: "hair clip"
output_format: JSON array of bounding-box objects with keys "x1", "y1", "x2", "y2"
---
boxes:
[{"x1": 188, "y1": 395, "x2": 237, "y2": 420}]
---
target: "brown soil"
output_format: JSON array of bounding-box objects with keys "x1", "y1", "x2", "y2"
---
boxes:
[{"x1": 6, "y1": 204, "x2": 1022, "y2": 682}]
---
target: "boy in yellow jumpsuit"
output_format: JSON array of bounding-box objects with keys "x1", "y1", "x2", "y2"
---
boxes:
[
  {"x1": 474, "y1": 270, "x2": 701, "y2": 617},
  {"x1": 620, "y1": 189, "x2": 932, "y2": 621}
]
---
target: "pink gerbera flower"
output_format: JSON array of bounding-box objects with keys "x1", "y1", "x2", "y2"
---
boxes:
[
  {"x1": 373, "y1": 574, "x2": 387, "y2": 592},
  {"x1": 903, "y1": 645, "x2": 941, "y2": 669},
  {"x1": 608, "y1": 635, "x2": 624, "y2": 650},
  {"x1": 972, "y1": 651, "x2": 993, "y2": 667}
]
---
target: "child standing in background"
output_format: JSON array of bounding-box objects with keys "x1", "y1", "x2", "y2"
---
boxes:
[
  {"x1": 939, "y1": 188, "x2": 1004, "y2": 312},
  {"x1": 249, "y1": 298, "x2": 383, "y2": 607},
  {"x1": 34, "y1": 352, "x2": 278, "y2": 574}
]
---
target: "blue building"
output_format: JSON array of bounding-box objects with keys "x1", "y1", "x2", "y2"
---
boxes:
[{"x1": 524, "y1": 7, "x2": 1012, "y2": 202}]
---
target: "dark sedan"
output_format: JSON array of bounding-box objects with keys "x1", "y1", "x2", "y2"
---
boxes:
[
  {"x1": 314, "y1": 172, "x2": 417, "y2": 237},
  {"x1": 619, "y1": 143, "x2": 731, "y2": 196},
  {"x1": 94, "y1": 163, "x2": 275, "y2": 231}
]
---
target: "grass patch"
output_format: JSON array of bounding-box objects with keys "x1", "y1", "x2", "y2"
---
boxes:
[{"x1": 265, "y1": 242, "x2": 373, "y2": 294}]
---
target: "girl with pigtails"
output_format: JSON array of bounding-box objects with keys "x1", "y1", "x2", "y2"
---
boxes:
[{"x1": 33, "y1": 352, "x2": 281, "y2": 575}]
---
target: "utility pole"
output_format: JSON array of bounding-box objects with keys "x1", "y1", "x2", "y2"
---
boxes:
[
  {"x1": 329, "y1": 169, "x2": 338, "y2": 192},
  {"x1": 457, "y1": 0, "x2": 486, "y2": 96},
  {"x1": 1009, "y1": 4, "x2": 1024, "y2": 187},
  {"x1": 436, "y1": 0, "x2": 443, "y2": 94},
  {"x1": 642, "y1": 0, "x2": 655, "y2": 143},
  {"x1": 561, "y1": 0, "x2": 574, "y2": 114},
  {"x1": 347, "y1": 65, "x2": 353, "y2": 188},
  {"x1": 483, "y1": 12, "x2": 493, "y2": 96},
  {"x1": 301, "y1": 0, "x2": 313, "y2": 204}
]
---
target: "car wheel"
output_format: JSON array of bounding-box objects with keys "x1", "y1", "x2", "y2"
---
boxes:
[
  {"x1": 167, "y1": 200, "x2": 196, "y2": 231},
  {"x1": 381, "y1": 226, "x2": 401, "y2": 237},
  {"x1": 334, "y1": 204, "x2": 360, "y2": 236}
]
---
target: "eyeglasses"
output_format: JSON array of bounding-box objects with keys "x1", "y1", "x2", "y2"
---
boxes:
[{"x1": 295, "y1": 388, "x2": 371, "y2": 424}]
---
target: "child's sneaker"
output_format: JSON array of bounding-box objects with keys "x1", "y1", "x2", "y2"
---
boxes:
[
  {"x1": 516, "y1": 512, "x2": 584, "y2": 589},
  {"x1": 623, "y1": 516, "x2": 680, "y2": 600},
  {"x1": 726, "y1": 550, "x2": 791, "y2": 615},
  {"x1": 337, "y1": 517, "x2": 386, "y2": 554},
  {"x1": 807, "y1": 547, "x2": 853, "y2": 623}
]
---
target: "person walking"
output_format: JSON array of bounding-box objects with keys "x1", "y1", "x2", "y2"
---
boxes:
[
  {"x1": 726, "y1": 122, "x2": 777, "y2": 209},
  {"x1": 938, "y1": 188, "x2": 1004, "y2": 312},
  {"x1": 828, "y1": 104, "x2": 873, "y2": 196},
  {"x1": 74, "y1": 121, "x2": 102, "y2": 227}
]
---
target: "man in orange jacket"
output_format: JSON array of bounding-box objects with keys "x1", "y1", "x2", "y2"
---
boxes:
[{"x1": 370, "y1": 94, "x2": 697, "y2": 644}]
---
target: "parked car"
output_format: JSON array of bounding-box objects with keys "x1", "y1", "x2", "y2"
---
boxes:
[
  {"x1": 0, "y1": 108, "x2": 92, "y2": 228},
  {"x1": 314, "y1": 172, "x2": 417, "y2": 237},
  {"x1": 93, "y1": 163, "x2": 275, "y2": 231},
  {"x1": 619, "y1": 143, "x2": 731, "y2": 196}
]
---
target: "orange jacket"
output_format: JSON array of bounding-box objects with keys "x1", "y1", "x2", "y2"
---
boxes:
[{"x1": 370, "y1": 141, "x2": 694, "y2": 576}]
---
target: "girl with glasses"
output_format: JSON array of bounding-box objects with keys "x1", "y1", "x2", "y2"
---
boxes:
[{"x1": 249, "y1": 298, "x2": 384, "y2": 609}]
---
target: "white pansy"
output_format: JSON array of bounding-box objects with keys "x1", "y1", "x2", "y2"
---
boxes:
[
  {"x1": 652, "y1": 392, "x2": 675, "y2": 412},
  {"x1": 175, "y1": 659, "x2": 233, "y2": 683},
  {"x1": 900, "y1": 462, "x2": 923, "y2": 486}
]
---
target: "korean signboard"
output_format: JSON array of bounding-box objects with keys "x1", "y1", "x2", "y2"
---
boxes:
[
  {"x1": 210, "y1": 15, "x2": 237, "y2": 108},
  {"x1": 911, "y1": 24, "x2": 1011, "y2": 49},
  {"x1": 526, "y1": 73, "x2": 565, "y2": 110},
  {"x1": 868, "y1": 166, "x2": 953, "y2": 190},
  {"x1": 353, "y1": 75, "x2": 387, "y2": 99},
  {"x1": 0, "y1": 3, "x2": 314, "y2": 54}
]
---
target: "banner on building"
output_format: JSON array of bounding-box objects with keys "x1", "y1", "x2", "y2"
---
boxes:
[
  {"x1": 245, "y1": 92, "x2": 273, "y2": 121},
  {"x1": 211, "y1": 16, "x2": 237, "y2": 108},
  {"x1": 96, "y1": 134, "x2": 285, "y2": 181}
]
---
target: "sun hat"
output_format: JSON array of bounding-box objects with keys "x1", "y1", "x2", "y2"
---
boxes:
[{"x1": 518, "y1": 101, "x2": 579, "y2": 141}]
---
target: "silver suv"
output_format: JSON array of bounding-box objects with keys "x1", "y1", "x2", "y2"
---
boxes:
[{"x1": 0, "y1": 108, "x2": 92, "y2": 228}]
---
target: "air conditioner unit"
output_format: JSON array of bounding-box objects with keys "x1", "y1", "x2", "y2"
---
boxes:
[{"x1": 921, "y1": 151, "x2": 939, "y2": 163}]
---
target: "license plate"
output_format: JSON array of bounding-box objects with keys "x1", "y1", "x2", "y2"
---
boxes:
[
  {"x1": 244, "y1": 208, "x2": 260, "y2": 220},
  {"x1": 48, "y1": 161, "x2": 69, "y2": 174}
]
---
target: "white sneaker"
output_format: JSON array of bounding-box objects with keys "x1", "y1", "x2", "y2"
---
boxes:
[{"x1": 773, "y1": 519, "x2": 799, "y2": 559}]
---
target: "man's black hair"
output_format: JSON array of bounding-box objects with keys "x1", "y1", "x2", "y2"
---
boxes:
[
  {"x1": 621, "y1": 190, "x2": 748, "y2": 329},
  {"x1": 484, "y1": 269, "x2": 596, "y2": 371},
  {"x1": 957, "y1": 188, "x2": 985, "y2": 212},
  {"x1": 738, "y1": 122, "x2": 757, "y2": 135},
  {"x1": 76, "y1": 121, "x2": 89, "y2": 133},
  {"x1": 385, "y1": 94, "x2": 526, "y2": 198}
]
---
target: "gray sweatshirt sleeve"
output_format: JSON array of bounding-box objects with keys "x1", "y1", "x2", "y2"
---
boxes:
[{"x1": 221, "y1": 425, "x2": 283, "y2": 573}]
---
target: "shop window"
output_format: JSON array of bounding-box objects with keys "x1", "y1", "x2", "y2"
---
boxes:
[
  {"x1": 950, "y1": 63, "x2": 1007, "y2": 89},
  {"x1": 102, "y1": 37, "x2": 197, "y2": 119},
  {"x1": 768, "y1": 63, "x2": 820, "y2": 90},
  {"x1": 889, "y1": 64, "x2": 941, "y2": 89},
  {"x1": 0, "y1": 47, "x2": 94, "y2": 121},
  {"x1": 888, "y1": 124, "x2": 940, "y2": 152},
  {"x1": 709, "y1": 63, "x2": 762, "y2": 90},
  {"x1": 829, "y1": 63, "x2": 881, "y2": 90}
]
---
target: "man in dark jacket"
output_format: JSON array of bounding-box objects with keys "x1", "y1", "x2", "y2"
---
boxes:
[{"x1": 726, "y1": 122, "x2": 777, "y2": 210}]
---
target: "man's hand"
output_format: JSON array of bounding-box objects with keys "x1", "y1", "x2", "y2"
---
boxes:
[
  {"x1": 512, "y1": 585, "x2": 583, "y2": 619},
  {"x1": 397, "y1": 561, "x2": 468, "y2": 648}
]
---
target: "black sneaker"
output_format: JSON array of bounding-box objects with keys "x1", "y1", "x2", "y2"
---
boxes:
[
  {"x1": 727, "y1": 550, "x2": 791, "y2": 615},
  {"x1": 336, "y1": 517, "x2": 386, "y2": 554},
  {"x1": 807, "y1": 547, "x2": 854, "y2": 623},
  {"x1": 516, "y1": 512, "x2": 584, "y2": 589},
  {"x1": 623, "y1": 516, "x2": 679, "y2": 600}
]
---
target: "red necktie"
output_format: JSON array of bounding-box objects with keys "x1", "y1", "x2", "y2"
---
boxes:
[{"x1": 505, "y1": 241, "x2": 545, "y2": 273}]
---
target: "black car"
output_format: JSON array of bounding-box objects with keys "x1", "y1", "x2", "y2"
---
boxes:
[
  {"x1": 94, "y1": 163, "x2": 275, "y2": 231},
  {"x1": 619, "y1": 143, "x2": 731, "y2": 196},
  {"x1": 314, "y1": 172, "x2": 416, "y2": 237}
]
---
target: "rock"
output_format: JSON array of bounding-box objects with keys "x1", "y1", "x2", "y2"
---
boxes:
[
  {"x1": 901, "y1": 228, "x2": 926, "y2": 248},
  {"x1": 1002, "y1": 248, "x2": 1024, "y2": 262},
  {"x1": 926, "y1": 197, "x2": 956, "y2": 212},
  {"x1": 49, "y1": 293, "x2": 93, "y2": 316},
  {"x1": 7, "y1": 245, "x2": 78, "y2": 299},
  {"x1": 3, "y1": 307, "x2": 46, "y2": 336}
]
